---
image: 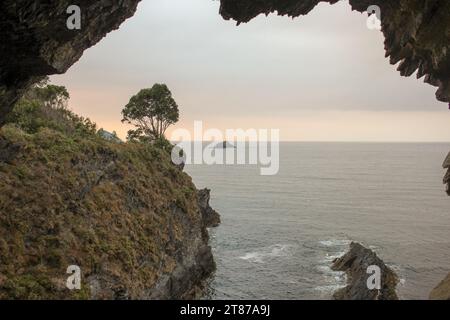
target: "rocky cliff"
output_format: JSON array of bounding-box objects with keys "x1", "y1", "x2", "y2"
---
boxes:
[
  {"x1": 198, "y1": 189, "x2": 221, "y2": 228},
  {"x1": 332, "y1": 242, "x2": 399, "y2": 300},
  {"x1": 443, "y1": 152, "x2": 450, "y2": 196},
  {"x1": 0, "y1": 120, "x2": 219, "y2": 299}
]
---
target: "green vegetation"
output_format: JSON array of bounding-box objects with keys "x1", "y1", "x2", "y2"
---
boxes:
[
  {"x1": 0, "y1": 80, "x2": 203, "y2": 299},
  {"x1": 121, "y1": 84, "x2": 179, "y2": 143},
  {"x1": 6, "y1": 77, "x2": 96, "y2": 137}
]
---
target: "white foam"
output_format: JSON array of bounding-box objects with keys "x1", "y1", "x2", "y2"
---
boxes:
[
  {"x1": 239, "y1": 244, "x2": 293, "y2": 263},
  {"x1": 315, "y1": 284, "x2": 346, "y2": 294},
  {"x1": 315, "y1": 264, "x2": 347, "y2": 295},
  {"x1": 317, "y1": 265, "x2": 345, "y2": 278},
  {"x1": 240, "y1": 252, "x2": 265, "y2": 263},
  {"x1": 388, "y1": 264, "x2": 406, "y2": 286},
  {"x1": 319, "y1": 239, "x2": 351, "y2": 247},
  {"x1": 315, "y1": 239, "x2": 350, "y2": 296},
  {"x1": 320, "y1": 252, "x2": 346, "y2": 263}
]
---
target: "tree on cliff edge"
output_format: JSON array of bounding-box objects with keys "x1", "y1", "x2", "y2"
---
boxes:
[{"x1": 121, "y1": 84, "x2": 179, "y2": 142}]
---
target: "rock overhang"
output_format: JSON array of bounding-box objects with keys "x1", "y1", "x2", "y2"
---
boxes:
[{"x1": 219, "y1": 0, "x2": 450, "y2": 104}]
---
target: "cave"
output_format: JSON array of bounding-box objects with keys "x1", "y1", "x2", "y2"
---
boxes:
[
  {"x1": 1, "y1": 0, "x2": 449, "y2": 188},
  {"x1": 1, "y1": 0, "x2": 450, "y2": 301}
]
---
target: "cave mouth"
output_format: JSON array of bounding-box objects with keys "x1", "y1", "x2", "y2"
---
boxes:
[
  {"x1": 1, "y1": 0, "x2": 449, "y2": 185},
  {"x1": 1, "y1": 0, "x2": 449, "y2": 125},
  {"x1": 41, "y1": 0, "x2": 449, "y2": 144},
  {"x1": 0, "y1": 0, "x2": 450, "y2": 298}
]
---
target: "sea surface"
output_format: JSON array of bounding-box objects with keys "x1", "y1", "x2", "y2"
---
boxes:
[{"x1": 185, "y1": 142, "x2": 450, "y2": 300}]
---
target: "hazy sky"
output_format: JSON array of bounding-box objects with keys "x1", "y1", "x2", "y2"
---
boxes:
[{"x1": 52, "y1": 0, "x2": 450, "y2": 141}]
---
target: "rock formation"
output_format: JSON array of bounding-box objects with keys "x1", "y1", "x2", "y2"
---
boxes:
[
  {"x1": 429, "y1": 272, "x2": 450, "y2": 300},
  {"x1": 219, "y1": 0, "x2": 450, "y2": 105},
  {"x1": 332, "y1": 242, "x2": 399, "y2": 300},
  {"x1": 0, "y1": 122, "x2": 219, "y2": 299},
  {"x1": 197, "y1": 189, "x2": 221, "y2": 228},
  {"x1": 443, "y1": 152, "x2": 450, "y2": 196}
]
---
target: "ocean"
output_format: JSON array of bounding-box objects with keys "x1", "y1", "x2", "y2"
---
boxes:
[{"x1": 185, "y1": 142, "x2": 450, "y2": 300}]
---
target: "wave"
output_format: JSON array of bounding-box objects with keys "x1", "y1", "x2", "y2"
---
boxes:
[
  {"x1": 320, "y1": 251, "x2": 347, "y2": 263},
  {"x1": 315, "y1": 284, "x2": 346, "y2": 294},
  {"x1": 319, "y1": 239, "x2": 351, "y2": 247},
  {"x1": 315, "y1": 238, "x2": 350, "y2": 296},
  {"x1": 239, "y1": 244, "x2": 293, "y2": 263}
]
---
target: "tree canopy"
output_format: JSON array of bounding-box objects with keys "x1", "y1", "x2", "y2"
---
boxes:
[
  {"x1": 121, "y1": 84, "x2": 179, "y2": 142},
  {"x1": 7, "y1": 77, "x2": 96, "y2": 136}
]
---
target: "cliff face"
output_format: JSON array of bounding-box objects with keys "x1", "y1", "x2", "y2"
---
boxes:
[
  {"x1": 198, "y1": 189, "x2": 221, "y2": 228},
  {"x1": 332, "y1": 242, "x2": 399, "y2": 300},
  {"x1": 0, "y1": 124, "x2": 218, "y2": 299},
  {"x1": 220, "y1": 0, "x2": 450, "y2": 105},
  {"x1": 444, "y1": 152, "x2": 450, "y2": 196}
]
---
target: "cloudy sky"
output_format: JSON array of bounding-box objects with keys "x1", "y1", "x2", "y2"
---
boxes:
[{"x1": 52, "y1": 0, "x2": 450, "y2": 141}]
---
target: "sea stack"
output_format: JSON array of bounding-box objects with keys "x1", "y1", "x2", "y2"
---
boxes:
[{"x1": 331, "y1": 242, "x2": 399, "y2": 300}]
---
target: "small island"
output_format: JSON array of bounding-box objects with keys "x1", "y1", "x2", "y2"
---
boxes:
[{"x1": 215, "y1": 140, "x2": 235, "y2": 149}]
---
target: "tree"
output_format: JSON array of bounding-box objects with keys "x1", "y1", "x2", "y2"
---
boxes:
[
  {"x1": 7, "y1": 78, "x2": 96, "y2": 136},
  {"x1": 22, "y1": 76, "x2": 70, "y2": 109},
  {"x1": 121, "y1": 84, "x2": 179, "y2": 142},
  {"x1": 34, "y1": 84, "x2": 69, "y2": 109}
]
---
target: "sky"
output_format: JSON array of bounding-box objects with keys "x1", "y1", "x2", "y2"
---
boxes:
[{"x1": 52, "y1": 0, "x2": 450, "y2": 142}]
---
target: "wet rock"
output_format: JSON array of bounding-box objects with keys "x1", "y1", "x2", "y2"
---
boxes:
[{"x1": 331, "y1": 242, "x2": 399, "y2": 300}]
